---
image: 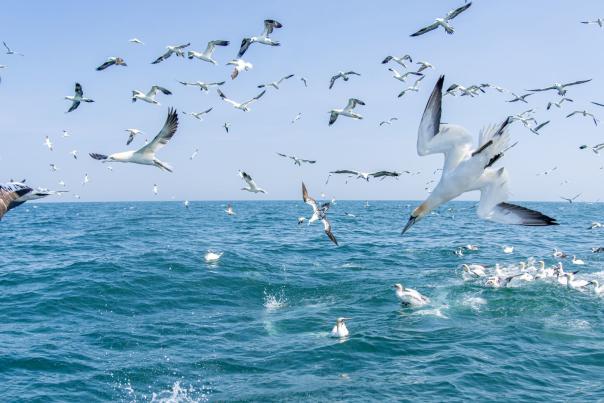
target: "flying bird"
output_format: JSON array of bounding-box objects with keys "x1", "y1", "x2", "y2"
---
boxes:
[
  {"x1": 302, "y1": 182, "x2": 338, "y2": 245},
  {"x1": 125, "y1": 129, "x2": 143, "y2": 146},
  {"x1": 223, "y1": 122, "x2": 231, "y2": 133},
  {"x1": 581, "y1": 18, "x2": 604, "y2": 28},
  {"x1": 579, "y1": 143, "x2": 604, "y2": 154},
  {"x1": 506, "y1": 93, "x2": 533, "y2": 103},
  {"x1": 225, "y1": 204, "x2": 235, "y2": 215},
  {"x1": 151, "y1": 43, "x2": 190, "y2": 64},
  {"x1": 379, "y1": 117, "x2": 398, "y2": 126},
  {"x1": 276, "y1": 153, "x2": 316, "y2": 166},
  {"x1": 402, "y1": 76, "x2": 557, "y2": 234},
  {"x1": 329, "y1": 71, "x2": 361, "y2": 89},
  {"x1": 527, "y1": 79, "x2": 592, "y2": 96},
  {"x1": 328, "y1": 98, "x2": 365, "y2": 125},
  {"x1": 132, "y1": 85, "x2": 172, "y2": 104},
  {"x1": 129, "y1": 38, "x2": 144, "y2": 45},
  {"x1": 65, "y1": 83, "x2": 94, "y2": 112},
  {"x1": 238, "y1": 19, "x2": 283, "y2": 57},
  {"x1": 566, "y1": 110, "x2": 599, "y2": 126},
  {"x1": 388, "y1": 68, "x2": 423, "y2": 83},
  {"x1": 190, "y1": 149, "x2": 199, "y2": 160},
  {"x1": 187, "y1": 40, "x2": 230, "y2": 64},
  {"x1": 382, "y1": 54, "x2": 413, "y2": 68},
  {"x1": 70, "y1": 150, "x2": 78, "y2": 159},
  {"x1": 89, "y1": 108, "x2": 179, "y2": 172},
  {"x1": 96, "y1": 57, "x2": 127, "y2": 71},
  {"x1": 300, "y1": 77, "x2": 308, "y2": 87},
  {"x1": 410, "y1": 2, "x2": 472, "y2": 37},
  {"x1": 183, "y1": 108, "x2": 213, "y2": 121},
  {"x1": 561, "y1": 193, "x2": 581, "y2": 203},
  {"x1": 177, "y1": 80, "x2": 225, "y2": 92},
  {"x1": 44, "y1": 136, "x2": 53, "y2": 151},
  {"x1": 0, "y1": 181, "x2": 61, "y2": 220},
  {"x1": 416, "y1": 61, "x2": 434, "y2": 72},
  {"x1": 239, "y1": 171, "x2": 266, "y2": 193},
  {"x1": 398, "y1": 76, "x2": 425, "y2": 97},
  {"x1": 529, "y1": 120, "x2": 550, "y2": 135},
  {"x1": 258, "y1": 74, "x2": 294, "y2": 89},
  {"x1": 547, "y1": 97, "x2": 573, "y2": 110},
  {"x1": 226, "y1": 58, "x2": 253, "y2": 79},
  {"x1": 327, "y1": 169, "x2": 405, "y2": 183},
  {"x1": 3, "y1": 41, "x2": 24, "y2": 56},
  {"x1": 291, "y1": 112, "x2": 302, "y2": 124},
  {"x1": 218, "y1": 89, "x2": 265, "y2": 112}
]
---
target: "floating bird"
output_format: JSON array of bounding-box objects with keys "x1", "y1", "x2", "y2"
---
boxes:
[
  {"x1": 506, "y1": 93, "x2": 533, "y2": 103},
  {"x1": 581, "y1": 18, "x2": 604, "y2": 28},
  {"x1": 96, "y1": 57, "x2": 127, "y2": 71},
  {"x1": 187, "y1": 40, "x2": 230, "y2": 64},
  {"x1": 330, "y1": 317, "x2": 350, "y2": 338},
  {"x1": 402, "y1": 76, "x2": 557, "y2": 234},
  {"x1": 258, "y1": 74, "x2": 294, "y2": 89},
  {"x1": 398, "y1": 76, "x2": 425, "y2": 97},
  {"x1": 382, "y1": 54, "x2": 413, "y2": 68},
  {"x1": 125, "y1": 129, "x2": 143, "y2": 146},
  {"x1": 393, "y1": 283, "x2": 430, "y2": 307},
  {"x1": 329, "y1": 71, "x2": 361, "y2": 89},
  {"x1": 132, "y1": 85, "x2": 172, "y2": 104},
  {"x1": 226, "y1": 59, "x2": 253, "y2": 80},
  {"x1": 388, "y1": 68, "x2": 423, "y2": 83},
  {"x1": 503, "y1": 245, "x2": 514, "y2": 254},
  {"x1": 410, "y1": 2, "x2": 472, "y2": 37},
  {"x1": 44, "y1": 136, "x2": 53, "y2": 151},
  {"x1": 65, "y1": 83, "x2": 94, "y2": 113},
  {"x1": 589, "y1": 222, "x2": 603, "y2": 230},
  {"x1": 592, "y1": 247, "x2": 604, "y2": 253},
  {"x1": 218, "y1": 89, "x2": 265, "y2": 112},
  {"x1": 129, "y1": 38, "x2": 144, "y2": 45},
  {"x1": 485, "y1": 273, "x2": 522, "y2": 288},
  {"x1": 566, "y1": 110, "x2": 599, "y2": 126},
  {"x1": 302, "y1": 182, "x2": 338, "y2": 245},
  {"x1": 588, "y1": 280, "x2": 604, "y2": 295},
  {"x1": 580, "y1": 143, "x2": 604, "y2": 154},
  {"x1": 528, "y1": 79, "x2": 592, "y2": 96},
  {"x1": 328, "y1": 98, "x2": 365, "y2": 125},
  {"x1": 0, "y1": 181, "x2": 61, "y2": 220},
  {"x1": 238, "y1": 19, "x2": 283, "y2": 57},
  {"x1": 89, "y1": 108, "x2": 179, "y2": 172},
  {"x1": 547, "y1": 97, "x2": 573, "y2": 110},
  {"x1": 223, "y1": 122, "x2": 231, "y2": 133},
  {"x1": 572, "y1": 256, "x2": 585, "y2": 265},
  {"x1": 151, "y1": 43, "x2": 190, "y2": 64},
  {"x1": 225, "y1": 204, "x2": 235, "y2": 215},
  {"x1": 561, "y1": 271, "x2": 590, "y2": 289},
  {"x1": 183, "y1": 108, "x2": 213, "y2": 121},
  {"x1": 177, "y1": 80, "x2": 225, "y2": 92},
  {"x1": 204, "y1": 251, "x2": 223, "y2": 262},
  {"x1": 561, "y1": 193, "x2": 581, "y2": 203},
  {"x1": 291, "y1": 112, "x2": 302, "y2": 124},
  {"x1": 379, "y1": 117, "x2": 399, "y2": 126},
  {"x1": 239, "y1": 171, "x2": 266, "y2": 194},
  {"x1": 276, "y1": 153, "x2": 316, "y2": 166},
  {"x1": 553, "y1": 248, "x2": 568, "y2": 258},
  {"x1": 3, "y1": 41, "x2": 23, "y2": 56}
]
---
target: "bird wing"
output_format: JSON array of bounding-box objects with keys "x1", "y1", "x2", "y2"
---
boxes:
[
  {"x1": 563, "y1": 79, "x2": 592, "y2": 87},
  {"x1": 591, "y1": 101, "x2": 604, "y2": 107},
  {"x1": 204, "y1": 39, "x2": 229, "y2": 55},
  {"x1": 446, "y1": 2, "x2": 472, "y2": 20},
  {"x1": 151, "y1": 49, "x2": 172, "y2": 64},
  {"x1": 240, "y1": 171, "x2": 257, "y2": 189},
  {"x1": 322, "y1": 218, "x2": 338, "y2": 245},
  {"x1": 527, "y1": 86, "x2": 556, "y2": 92},
  {"x1": 533, "y1": 120, "x2": 550, "y2": 131},
  {"x1": 278, "y1": 74, "x2": 294, "y2": 84},
  {"x1": 241, "y1": 90, "x2": 266, "y2": 107},
  {"x1": 137, "y1": 108, "x2": 179, "y2": 155},
  {"x1": 126, "y1": 132, "x2": 135, "y2": 145},
  {"x1": 0, "y1": 187, "x2": 30, "y2": 220},
  {"x1": 330, "y1": 170, "x2": 359, "y2": 176},
  {"x1": 345, "y1": 98, "x2": 365, "y2": 111},
  {"x1": 174, "y1": 43, "x2": 191, "y2": 50},
  {"x1": 96, "y1": 59, "x2": 115, "y2": 71},
  {"x1": 370, "y1": 171, "x2": 400, "y2": 178},
  {"x1": 329, "y1": 75, "x2": 338, "y2": 89},
  {"x1": 237, "y1": 38, "x2": 252, "y2": 58},
  {"x1": 263, "y1": 19, "x2": 282, "y2": 36},
  {"x1": 329, "y1": 112, "x2": 338, "y2": 125},
  {"x1": 566, "y1": 111, "x2": 579, "y2": 118},
  {"x1": 202, "y1": 107, "x2": 213, "y2": 114},
  {"x1": 89, "y1": 153, "x2": 108, "y2": 161},
  {"x1": 410, "y1": 22, "x2": 440, "y2": 37},
  {"x1": 302, "y1": 182, "x2": 319, "y2": 214},
  {"x1": 75, "y1": 83, "x2": 83, "y2": 97},
  {"x1": 300, "y1": 159, "x2": 316, "y2": 164},
  {"x1": 345, "y1": 71, "x2": 361, "y2": 76},
  {"x1": 148, "y1": 85, "x2": 172, "y2": 96},
  {"x1": 67, "y1": 100, "x2": 80, "y2": 113},
  {"x1": 2, "y1": 42, "x2": 9, "y2": 52},
  {"x1": 277, "y1": 152, "x2": 289, "y2": 158}
]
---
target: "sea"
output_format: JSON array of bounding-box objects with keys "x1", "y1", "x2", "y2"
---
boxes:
[{"x1": 1, "y1": 201, "x2": 603, "y2": 402}]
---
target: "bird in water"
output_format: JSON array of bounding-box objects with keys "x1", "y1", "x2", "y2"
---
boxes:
[
  {"x1": 393, "y1": 283, "x2": 430, "y2": 307},
  {"x1": 204, "y1": 251, "x2": 223, "y2": 262},
  {"x1": 330, "y1": 317, "x2": 351, "y2": 338}
]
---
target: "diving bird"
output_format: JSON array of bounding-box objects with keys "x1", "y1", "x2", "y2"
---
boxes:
[
  {"x1": 382, "y1": 54, "x2": 413, "y2": 68},
  {"x1": 177, "y1": 80, "x2": 225, "y2": 92},
  {"x1": 131, "y1": 85, "x2": 172, "y2": 104},
  {"x1": 393, "y1": 283, "x2": 430, "y2": 307},
  {"x1": 65, "y1": 83, "x2": 94, "y2": 113},
  {"x1": 225, "y1": 204, "x2": 235, "y2": 216},
  {"x1": 566, "y1": 110, "x2": 599, "y2": 126},
  {"x1": 258, "y1": 74, "x2": 294, "y2": 89},
  {"x1": 329, "y1": 71, "x2": 361, "y2": 89},
  {"x1": 302, "y1": 182, "x2": 338, "y2": 245},
  {"x1": 388, "y1": 68, "x2": 423, "y2": 83},
  {"x1": 410, "y1": 2, "x2": 472, "y2": 37},
  {"x1": 560, "y1": 193, "x2": 581, "y2": 203},
  {"x1": 238, "y1": 19, "x2": 283, "y2": 57},
  {"x1": 402, "y1": 76, "x2": 558, "y2": 235},
  {"x1": 3, "y1": 41, "x2": 23, "y2": 56},
  {"x1": 276, "y1": 153, "x2": 316, "y2": 166},
  {"x1": 226, "y1": 58, "x2": 253, "y2": 80},
  {"x1": 183, "y1": 108, "x2": 213, "y2": 121},
  {"x1": 330, "y1": 317, "x2": 350, "y2": 338},
  {"x1": 528, "y1": 79, "x2": 592, "y2": 96},
  {"x1": 239, "y1": 171, "x2": 266, "y2": 194},
  {"x1": 506, "y1": 93, "x2": 532, "y2": 103},
  {"x1": 89, "y1": 108, "x2": 179, "y2": 172},
  {"x1": 218, "y1": 89, "x2": 265, "y2": 112},
  {"x1": 547, "y1": 97, "x2": 573, "y2": 110},
  {"x1": 379, "y1": 117, "x2": 399, "y2": 126},
  {"x1": 187, "y1": 40, "x2": 230, "y2": 64},
  {"x1": 579, "y1": 143, "x2": 604, "y2": 154},
  {"x1": 581, "y1": 18, "x2": 604, "y2": 27},
  {"x1": 328, "y1": 98, "x2": 365, "y2": 125},
  {"x1": 151, "y1": 43, "x2": 190, "y2": 64},
  {"x1": 96, "y1": 57, "x2": 127, "y2": 71},
  {"x1": 0, "y1": 181, "x2": 62, "y2": 220},
  {"x1": 125, "y1": 128, "x2": 143, "y2": 146},
  {"x1": 398, "y1": 76, "x2": 425, "y2": 97}
]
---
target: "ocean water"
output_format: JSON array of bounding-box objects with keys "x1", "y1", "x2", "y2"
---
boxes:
[{"x1": 1, "y1": 201, "x2": 604, "y2": 402}]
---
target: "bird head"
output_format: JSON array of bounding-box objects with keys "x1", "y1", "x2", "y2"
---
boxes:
[
  {"x1": 402, "y1": 203, "x2": 429, "y2": 234},
  {"x1": 393, "y1": 283, "x2": 404, "y2": 291}
]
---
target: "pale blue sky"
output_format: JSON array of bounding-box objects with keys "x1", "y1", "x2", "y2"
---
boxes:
[{"x1": 1, "y1": 0, "x2": 603, "y2": 201}]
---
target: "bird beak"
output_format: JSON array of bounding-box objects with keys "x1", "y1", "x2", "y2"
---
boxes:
[
  {"x1": 572, "y1": 270, "x2": 580, "y2": 275},
  {"x1": 401, "y1": 215, "x2": 417, "y2": 235}
]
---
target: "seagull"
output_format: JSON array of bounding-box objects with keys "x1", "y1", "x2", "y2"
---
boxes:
[
  {"x1": 579, "y1": 143, "x2": 604, "y2": 154},
  {"x1": 327, "y1": 170, "x2": 404, "y2": 183},
  {"x1": 566, "y1": 110, "x2": 599, "y2": 126},
  {"x1": 379, "y1": 117, "x2": 399, "y2": 126},
  {"x1": 300, "y1": 77, "x2": 308, "y2": 87},
  {"x1": 129, "y1": 38, "x2": 144, "y2": 45},
  {"x1": 151, "y1": 43, "x2": 190, "y2": 64},
  {"x1": 132, "y1": 85, "x2": 172, "y2": 104},
  {"x1": 398, "y1": 76, "x2": 425, "y2": 97},
  {"x1": 258, "y1": 74, "x2": 294, "y2": 89},
  {"x1": 65, "y1": 83, "x2": 94, "y2": 112},
  {"x1": 388, "y1": 68, "x2": 423, "y2": 83},
  {"x1": 529, "y1": 120, "x2": 551, "y2": 135},
  {"x1": 416, "y1": 61, "x2": 434, "y2": 73},
  {"x1": 223, "y1": 122, "x2": 231, "y2": 133},
  {"x1": 302, "y1": 182, "x2": 337, "y2": 245},
  {"x1": 226, "y1": 59, "x2": 253, "y2": 80},
  {"x1": 96, "y1": 57, "x2": 127, "y2": 71},
  {"x1": 581, "y1": 18, "x2": 604, "y2": 27},
  {"x1": 329, "y1": 71, "x2": 361, "y2": 89},
  {"x1": 177, "y1": 80, "x2": 225, "y2": 92},
  {"x1": 89, "y1": 108, "x2": 179, "y2": 172},
  {"x1": 291, "y1": 112, "x2": 302, "y2": 124},
  {"x1": 238, "y1": 19, "x2": 283, "y2": 57},
  {"x1": 183, "y1": 108, "x2": 213, "y2": 121},
  {"x1": 561, "y1": 193, "x2": 581, "y2": 203},
  {"x1": 44, "y1": 136, "x2": 53, "y2": 151},
  {"x1": 239, "y1": 171, "x2": 266, "y2": 193},
  {"x1": 506, "y1": 93, "x2": 532, "y2": 103},
  {"x1": 277, "y1": 153, "x2": 316, "y2": 166},
  {"x1": 0, "y1": 181, "x2": 60, "y2": 220},
  {"x1": 70, "y1": 150, "x2": 78, "y2": 159},
  {"x1": 402, "y1": 76, "x2": 558, "y2": 235},
  {"x1": 328, "y1": 98, "x2": 365, "y2": 125},
  {"x1": 218, "y1": 89, "x2": 265, "y2": 112},
  {"x1": 528, "y1": 79, "x2": 592, "y2": 96},
  {"x1": 187, "y1": 40, "x2": 230, "y2": 64},
  {"x1": 3, "y1": 42, "x2": 23, "y2": 56},
  {"x1": 393, "y1": 283, "x2": 430, "y2": 307},
  {"x1": 225, "y1": 204, "x2": 235, "y2": 215},
  {"x1": 410, "y1": 2, "x2": 472, "y2": 37},
  {"x1": 547, "y1": 97, "x2": 573, "y2": 110},
  {"x1": 204, "y1": 251, "x2": 223, "y2": 262},
  {"x1": 153, "y1": 184, "x2": 158, "y2": 195},
  {"x1": 330, "y1": 317, "x2": 350, "y2": 338},
  {"x1": 125, "y1": 129, "x2": 143, "y2": 146},
  {"x1": 382, "y1": 54, "x2": 413, "y2": 68}
]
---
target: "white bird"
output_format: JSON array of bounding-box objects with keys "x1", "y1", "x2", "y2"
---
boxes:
[
  {"x1": 528, "y1": 79, "x2": 592, "y2": 96},
  {"x1": 581, "y1": 18, "x2": 604, "y2": 28},
  {"x1": 177, "y1": 80, "x2": 225, "y2": 92},
  {"x1": 503, "y1": 245, "x2": 514, "y2": 254},
  {"x1": 151, "y1": 43, "x2": 190, "y2": 64},
  {"x1": 327, "y1": 170, "x2": 403, "y2": 183},
  {"x1": 44, "y1": 136, "x2": 53, "y2": 151},
  {"x1": 579, "y1": 143, "x2": 604, "y2": 154},
  {"x1": 183, "y1": 108, "x2": 213, "y2": 121},
  {"x1": 330, "y1": 317, "x2": 350, "y2": 338},
  {"x1": 49, "y1": 163, "x2": 58, "y2": 172},
  {"x1": 588, "y1": 280, "x2": 604, "y2": 295},
  {"x1": 3, "y1": 41, "x2": 24, "y2": 56},
  {"x1": 83, "y1": 173, "x2": 89, "y2": 185},
  {"x1": 184, "y1": 200, "x2": 189, "y2": 209},
  {"x1": 70, "y1": 150, "x2": 78, "y2": 159},
  {"x1": 298, "y1": 216, "x2": 306, "y2": 224},
  {"x1": 553, "y1": 248, "x2": 568, "y2": 259},
  {"x1": 65, "y1": 83, "x2": 94, "y2": 113},
  {"x1": 416, "y1": 61, "x2": 434, "y2": 73},
  {"x1": 218, "y1": 89, "x2": 265, "y2": 112},
  {"x1": 89, "y1": 109, "x2": 179, "y2": 172},
  {"x1": 129, "y1": 38, "x2": 144, "y2": 45},
  {"x1": 328, "y1": 98, "x2": 365, "y2": 125},
  {"x1": 291, "y1": 113, "x2": 303, "y2": 124},
  {"x1": 132, "y1": 85, "x2": 172, "y2": 105},
  {"x1": 190, "y1": 149, "x2": 199, "y2": 160},
  {"x1": 239, "y1": 171, "x2": 266, "y2": 194},
  {"x1": 402, "y1": 76, "x2": 558, "y2": 234},
  {"x1": 398, "y1": 76, "x2": 425, "y2": 97},
  {"x1": 225, "y1": 204, "x2": 235, "y2": 216},
  {"x1": 237, "y1": 19, "x2": 283, "y2": 57},
  {"x1": 382, "y1": 54, "x2": 413, "y2": 68},
  {"x1": 589, "y1": 222, "x2": 603, "y2": 229},
  {"x1": 546, "y1": 97, "x2": 573, "y2": 110},
  {"x1": 379, "y1": 117, "x2": 399, "y2": 126},
  {"x1": 572, "y1": 255, "x2": 585, "y2": 265},
  {"x1": 506, "y1": 93, "x2": 533, "y2": 103},
  {"x1": 153, "y1": 184, "x2": 158, "y2": 195},
  {"x1": 485, "y1": 273, "x2": 522, "y2": 288},
  {"x1": 96, "y1": 57, "x2": 127, "y2": 71},
  {"x1": 226, "y1": 59, "x2": 253, "y2": 80},
  {"x1": 410, "y1": 2, "x2": 472, "y2": 37},
  {"x1": 276, "y1": 153, "x2": 316, "y2": 166},
  {"x1": 562, "y1": 271, "x2": 590, "y2": 289},
  {"x1": 125, "y1": 129, "x2": 143, "y2": 146},
  {"x1": 461, "y1": 264, "x2": 486, "y2": 278},
  {"x1": 393, "y1": 283, "x2": 430, "y2": 307},
  {"x1": 204, "y1": 251, "x2": 223, "y2": 262},
  {"x1": 388, "y1": 68, "x2": 423, "y2": 83},
  {"x1": 187, "y1": 40, "x2": 230, "y2": 64},
  {"x1": 302, "y1": 182, "x2": 338, "y2": 245},
  {"x1": 62, "y1": 130, "x2": 70, "y2": 138},
  {"x1": 258, "y1": 74, "x2": 294, "y2": 90},
  {"x1": 329, "y1": 71, "x2": 361, "y2": 89},
  {"x1": 566, "y1": 110, "x2": 599, "y2": 126}
]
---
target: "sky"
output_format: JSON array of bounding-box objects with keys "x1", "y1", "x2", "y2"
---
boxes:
[{"x1": 1, "y1": 0, "x2": 604, "y2": 202}]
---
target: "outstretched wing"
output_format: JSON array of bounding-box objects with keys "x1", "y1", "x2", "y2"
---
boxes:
[
  {"x1": 278, "y1": 74, "x2": 294, "y2": 84},
  {"x1": 151, "y1": 49, "x2": 172, "y2": 64},
  {"x1": 330, "y1": 170, "x2": 359, "y2": 175},
  {"x1": 263, "y1": 19, "x2": 283, "y2": 36},
  {"x1": 205, "y1": 39, "x2": 229, "y2": 55},
  {"x1": 410, "y1": 22, "x2": 439, "y2": 37},
  {"x1": 67, "y1": 100, "x2": 80, "y2": 113},
  {"x1": 322, "y1": 218, "x2": 338, "y2": 245},
  {"x1": 563, "y1": 79, "x2": 592, "y2": 88},
  {"x1": 89, "y1": 153, "x2": 108, "y2": 160},
  {"x1": 75, "y1": 83, "x2": 83, "y2": 97},
  {"x1": 329, "y1": 75, "x2": 338, "y2": 89},
  {"x1": 446, "y1": 2, "x2": 472, "y2": 20},
  {"x1": 345, "y1": 98, "x2": 365, "y2": 110},
  {"x1": 148, "y1": 85, "x2": 172, "y2": 96},
  {"x1": 302, "y1": 182, "x2": 319, "y2": 214},
  {"x1": 239, "y1": 171, "x2": 257, "y2": 188},
  {"x1": 137, "y1": 108, "x2": 179, "y2": 154},
  {"x1": 242, "y1": 90, "x2": 266, "y2": 106},
  {"x1": 96, "y1": 59, "x2": 115, "y2": 71},
  {"x1": 238, "y1": 38, "x2": 252, "y2": 58}
]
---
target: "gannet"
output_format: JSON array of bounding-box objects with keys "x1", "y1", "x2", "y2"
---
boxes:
[
  {"x1": 291, "y1": 112, "x2": 302, "y2": 124},
  {"x1": 239, "y1": 171, "x2": 266, "y2": 194},
  {"x1": 151, "y1": 43, "x2": 191, "y2": 64},
  {"x1": 461, "y1": 264, "x2": 486, "y2": 277},
  {"x1": 416, "y1": 61, "x2": 434, "y2": 73},
  {"x1": 218, "y1": 89, "x2": 265, "y2": 111},
  {"x1": 177, "y1": 80, "x2": 225, "y2": 92},
  {"x1": 379, "y1": 117, "x2": 398, "y2": 126},
  {"x1": 328, "y1": 98, "x2": 365, "y2": 125},
  {"x1": 125, "y1": 129, "x2": 143, "y2": 146},
  {"x1": 44, "y1": 136, "x2": 53, "y2": 151},
  {"x1": 506, "y1": 93, "x2": 532, "y2": 103},
  {"x1": 238, "y1": 19, "x2": 283, "y2": 57},
  {"x1": 302, "y1": 182, "x2": 338, "y2": 245},
  {"x1": 70, "y1": 150, "x2": 78, "y2": 159},
  {"x1": 553, "y1": 248, "x2": 568, "y2": 258},
  {"x1": 225, "y1": 204, "x2": 235, "y2": 215},
  {"x1": 3, "y1": 42, "x2": 24, "y2": 56},
  {"x1": 131, "y1": 85, "x2": 172, "y2": 104},
  {"x1": 566, "y1": 110, "x2": 599, "y2": 126},
  {"x1": 96, "y1": 57, "x2": 127, "y2": 71},
  {"x1": 329, "y1": 71, "x2": 361, "y2": 89},
  {"x1": 410, "y1": 2, "x2": 472, "y2": 37},
  {"x1": 184, "y1": 200, "x2": 189, "y2": 209},
  {"x1": 398, "y1": 76, "x2": 425, "y2": 97},
  {"x1": 129, "y1": 38, "x2": 144, "y2": 45},
  {"x1": 546, "y1": 97, "x2": 573, "y2": 110},
  {"x1": 393, "y1": 283, "x2": 430, "y2": 307},
  {"x1": 382, "y1": 54, "x2": 413, "y2": 68},
  {"x1": 258, "y1": 74, "x2": 294, "y2": 90},
  {"x1": 528, "y1": 79, "x2": 592, "y2": 96},
  {"x1": 589, "y1": 222, "x2": 603, "y2": 229},
  {"x1": 402, "y1": 76, "x2": 558, "y2": 234},
  {"x1": 298, "y1": 216, "x2": 306, "y2": 224},
  {"x1": 389, "y1": 68, "x2": 423, "y2": 83},
  {"x1": 223, "y1": 122, "x2": 231, "y2": 133},
  {"x1": 300, "y1": 77, "x2": 308, "y2": 87},
  {"x1": 204, "y1": 251, "x2": 223, "y2": 262},
  {"x1": 330, "y1": 318, "x2": 350, "y2": 338},
  {"x1": 226, "y1": 59, "x2": 253, "y2": 79},
  {"x1": 588, "y1": 280, "x2": 604, "y2": 295},
  {"x1": 572, "y1": 256, "x2": 585, "y2": 265},
  {"x1": 503, "y1": 245, "x2": 514, "y2": 254},
  {"x1": 560, "y1": 193, "x2": 581, "y2": 203},
  {"x1": 276, "y1": 153, "x2": 316, "y2": 166},
  {"x1": 187, "y1": 40, "x2": 229, "y2": 64},
  {"x1": 327, "y1": 170, "x2": 404, "y2": 183},
  {"x1": 579, "y1": 143, "x2": 604, "y2": 154},
  {"x1": 0, "y1": 181, "x2": 62, "y2": 220},
  {"x1": 83, "y1": 173, "x2": 89, "y2": 185},
  {"x1": 190, "y1": 149, "x2": 199, "y2": 160},
  {"x1": 183, "y1": 108, "x2": 213, "y2": 121},
  {"x1": 49, "y1": 164, "x2": 58, "y2": 171},
  {"x1": 153, "y1": 184, "x2": 158, "y2": 195},
  {"x1": 89, "y1": 108, "x2": 179, "y2": 172},
  {"x1": 581, "y1": 18, "x2": 604, "y2": 27},
  {"x1": 65, "y1": 83, "x2": 94, "y2": 113},
  {"x1": 561, "y1": 271, "x2": 590, "y2": 289}
]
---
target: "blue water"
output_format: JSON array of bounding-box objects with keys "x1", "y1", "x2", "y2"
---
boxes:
[{"x1": 1, "y1": 201, "x2": 603, "y2": 401}]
